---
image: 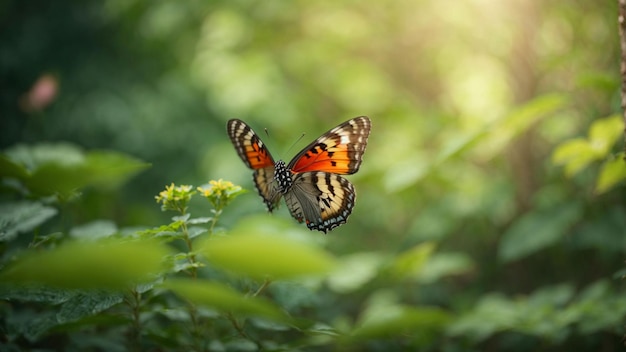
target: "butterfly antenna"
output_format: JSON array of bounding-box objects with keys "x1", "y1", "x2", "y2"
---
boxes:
[{"x1": 285, "y1": 133, "x2": 306, "y2": 155}]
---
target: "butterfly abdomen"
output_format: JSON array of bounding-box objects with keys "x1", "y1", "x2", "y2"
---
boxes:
[{"x1": 274, "y1": 160, "x2": 293, "y2": 194}]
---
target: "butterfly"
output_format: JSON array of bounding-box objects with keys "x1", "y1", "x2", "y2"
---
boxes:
[{"x1": 227, "y1": 117, "x2": 371, "y2": 233}]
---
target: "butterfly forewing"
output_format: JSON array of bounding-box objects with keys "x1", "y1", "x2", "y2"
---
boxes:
[
  {"x1": 227, "y1": 119, "x2": 281, "y2": 211},
  {"x1": 288, "y1": 116, "x2": 371, "y2": 175},
  {"x1": 227, "y1": 119, "x2": 275, "y2": 169}
]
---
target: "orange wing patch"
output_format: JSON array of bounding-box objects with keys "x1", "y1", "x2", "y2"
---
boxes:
[
  {"x1": 289, "y1": 116, "x2": 371, "y2": 175},
  {"x1": 290, "y1": 142, "x2": 353, "y2": 173}
]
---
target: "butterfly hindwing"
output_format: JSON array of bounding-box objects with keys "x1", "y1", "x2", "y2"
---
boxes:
[
  {"x1": 227, "y1": 119, "x2": 280, "y2": 211},
  {"x1": 284, "y1": 172, "x2": 356, "y2": 233},
  {"x1": 288, "y1": 116, "x2": 371, "y2": 175},
  {"x1": 253, "y1": 167, "x2": 281, "y2": 212}
]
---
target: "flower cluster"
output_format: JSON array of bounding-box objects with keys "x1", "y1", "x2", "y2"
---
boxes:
[
  {"x1": 155, "y1": 183, "x2": 195, "y2": 213},
  {"x1": 197, "y1": 179, "x2": 244, "y2": 210}
]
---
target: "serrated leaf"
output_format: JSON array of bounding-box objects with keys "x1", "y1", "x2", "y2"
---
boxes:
[
  {"x1": 0, "y1": 200, "x2": 58, "y2": 242},
  {"x1": 57, "y1": 291, "x2": 124, "y2": 323},
  {"x1": 0, "y1": 285, "x2": 75, "y2": 303},
  {"x1": 498, "y1": 203, "x2": 583, "y2": 262},
  {"x1": 595, "y1": 153, "x2": 626, "y2": 194},
  {"x1": 163, "y1": 279, "x2": 289, "y2": 322},
  {"x1": 199, "y1": 231, "x2": 337, "y2": 280},
  {"x1": 188, "y1": 217, "x2": 213, "y2": 225},
  {"x1": 187, "y1": 226, "x2": 208, "y2": 240},
  {"x1": 1, "y1": 239, "x2": 170, "y2": 289}
]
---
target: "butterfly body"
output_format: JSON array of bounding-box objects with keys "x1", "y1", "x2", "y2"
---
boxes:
[{"x1": 227, "y1": 117, "x2": 371, "y2": 233}]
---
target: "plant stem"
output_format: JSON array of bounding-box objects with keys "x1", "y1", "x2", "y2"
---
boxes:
[
  {"x1": 209, "y1": 209, "x2": 222, "y2": 234},
  {"x1": 125, "y1": 288, "x2": 142, "y2": 352}
]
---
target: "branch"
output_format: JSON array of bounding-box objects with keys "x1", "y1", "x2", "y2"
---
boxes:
[{"x1": 618, "y1": 0, "x2": 626, "y2": 159}]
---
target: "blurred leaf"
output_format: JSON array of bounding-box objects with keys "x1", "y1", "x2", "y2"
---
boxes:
[
  {"x1": 502, "y1": 94, "x2": 568, "y2": 137},
  {"x1": 351, "y1": 290, "x2": 450, "y2": 340},
  {"x1": 70, "y1": 220, "x2": 118, "y2": 240},
  {"x1": 387, "y1": 242, "x2": 436, "y2": 279},
  {"x1": 588, "y1": 114, "x2": 623, "y2": 156},
  {"x1": 327, "y1": 252, "x2": 383, "y2": 293},
  {"x1": 552, "y1": 115, "x2": 624, "y2": 178},
  {"x1": 163, "y1": 279, "x2": 289, "y2": 322},
  {"x1": 447, "y1": 293, "x2": 520, "y2": 341},
  {"x1": 551, "y1": 138, "x2": 596, "y2": 176},
  {"x1": 351, "y1": 305, "x2": 450, "y2": 340},
  {"x1": 0, "y1": 200, "x2": 58, "y2": 242},
  {"x1": 574, "y1": 280, "x2": 626, "y2": 334},
  {"x1": 417, "y1": 252, "x2": 475, "y2": 284},
  {"x1": 3, "y1": 143, "x2": 149, "y2": 198},
  {"x1": 484, "y1": 94, "x2": 568, "y2": 158},
  {"x1": 498, "y1": 202, "x2": 582, "y2": 262},
  {"x1": 0, "y1": 239, "x2": 170, "y2": 289},
  {"x1": 0, "y1": 154, "x2": 29, "y2": 179},
  {"x1": 199, "y1": 229, "x2": 337, "y2": 280},
  {"x1": 595, "y1": 152, "x2": 626, "y2": 194},
  {"x1": 5, "y1": 142, "x2": 85, "y2": 171},
  {"x1": 576, "y1": 71, "x2": 620, "y2": 92}
]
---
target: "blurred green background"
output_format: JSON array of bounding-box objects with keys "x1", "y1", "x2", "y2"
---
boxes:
[{"x1": 2, "y1": 0, "x2": 626, "y2": 350}]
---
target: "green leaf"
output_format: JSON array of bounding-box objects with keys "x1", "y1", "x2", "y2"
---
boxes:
[
  {"x1": 0, "y1": 201, "x2": 58, "y2": 242},
  {"x1": 551, "y1": 138, "x2": 596, "y2": 176},
  {"x1": 69, "y1": 220, "x2": 118, "y2": 240},
  {"x1": 0, "y1": 154, "x2": 29, "y2": 179},
  {"x1": 163, "y1": 279, "x2": 289, "y2": 322},
  {"x1": 327, "y1": 252, "x2": 383, "y2": 293},
  {"x1": 351, "y1": 290, "x2": 450, "y2": 340},
  {"x1": 595, "y1": 152, "x2": 626, "y2": 194},
  {"x1": 588, "y1": 114, "x2": 623, "y2": 156},
  {"x1": 199, "y1": 228, "x2": 337, "y2": 280},
  {"x1": 447, "y1": 293, "x2": 519, "y2": 341},
  {"x1": 57, "y1": 291, "x2": 124, "y2": 323},
  {"x1": 3, "y1": 143, "x2": 150, "y2": 198},
  {"x1": 501, "y1": 94, "x2": 568, "y2": 139},
  {"x1": 0, "y1": 239, "x2": 171, "y2": 289},
  {"x1": 417, "y1": 252, "x2": 475, "y2": 284},
  {"x1": 498, "y1": 202, "x2": 582, "y2": 262},
  {"x1": 386, "y1": 242, "x2": 436, "y2": 279}
]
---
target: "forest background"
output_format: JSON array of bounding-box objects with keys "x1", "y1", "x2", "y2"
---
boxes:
[{"x1": 1, "y1": 1, "x2": 625, "y2": 351}]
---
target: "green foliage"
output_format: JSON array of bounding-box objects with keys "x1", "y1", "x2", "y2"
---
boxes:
[
  {"x1": 200, "y1": 230, "x2": 338, "y2": 280},
  {"x1": 0, "y1": 239, "x2": 170, "y2": 289},
  {"x1": 553, "y1": 115, "x2": 626, "y2": 193},
  {"x1": 498, "y1": 202, "x2": 583, "y2": 262},
  {"x1": 1, "y1": 143, "x2": 150, "y2": 200},
  {"x1": 0, "y1": 201, "x2": 57, "y2": 241}
]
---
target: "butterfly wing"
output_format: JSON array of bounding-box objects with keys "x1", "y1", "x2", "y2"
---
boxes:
[
  {"x1": 284, "y1": 172, "x2": 356, "y2": 233},
  {"x1": 287, "y1": 116, "x2": 371, "y2": 175},
  {"x1": 227, "y1": 119, "x2": 281, "y2": 211}
]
